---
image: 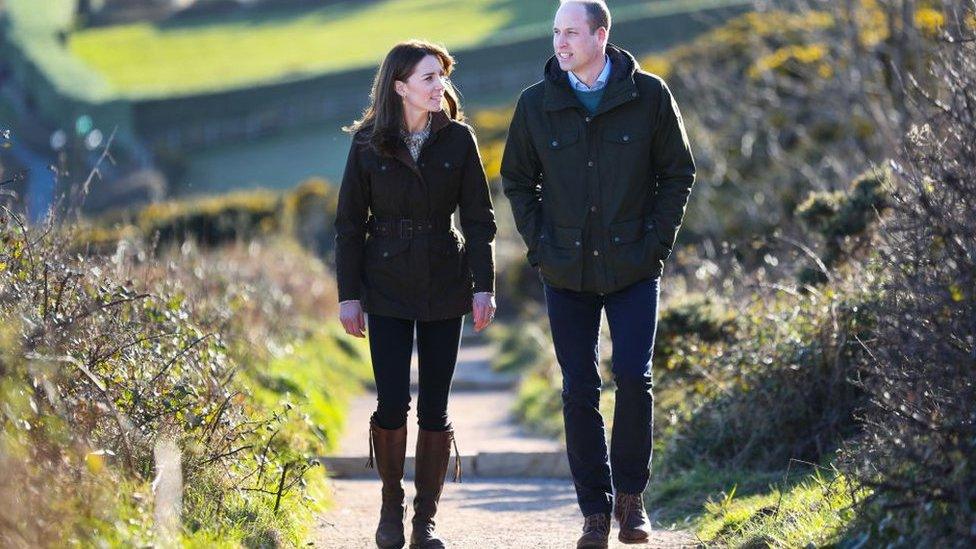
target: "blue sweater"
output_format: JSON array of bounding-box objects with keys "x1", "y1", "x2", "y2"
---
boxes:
[{"x1": 573, "y1": 86, "x2": 605, "y2": 113}]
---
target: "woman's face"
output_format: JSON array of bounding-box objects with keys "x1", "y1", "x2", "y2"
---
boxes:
[{"x1": 395, "y1": 54, "x2": 447, "y2": 114}]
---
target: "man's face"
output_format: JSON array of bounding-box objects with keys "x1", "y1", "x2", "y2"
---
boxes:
[{"x1": 553, "y1": 2, "x2": 607, "y2": 74}]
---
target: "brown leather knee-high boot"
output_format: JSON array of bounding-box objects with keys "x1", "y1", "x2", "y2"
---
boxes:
[
  {"x1": 409, "y1": 427, "x2": 461, "y2": 549},
  {"x1": 367, "y1": 414, "x2": 408, "y2": 549}
]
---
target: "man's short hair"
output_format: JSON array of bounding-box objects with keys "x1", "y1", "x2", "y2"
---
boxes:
[{"x1": 560, "y1": 0, "x2": 612, "y2": 33}]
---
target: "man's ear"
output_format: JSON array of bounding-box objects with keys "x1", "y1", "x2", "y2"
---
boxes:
[{"x1": 598, "y1": 27, "x2": 609, "y2": 46}]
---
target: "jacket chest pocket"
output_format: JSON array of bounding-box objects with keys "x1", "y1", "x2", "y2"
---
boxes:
[
  {"x1": 544, "y1": 127, "x2": 581, "y2": 154},
  {"x1": 540, "y1": 128, "x2": 582, "y2": 190},
  {"x1": 602, "y1": 126, "x2": 652, "y2": 171},
  {"x1": 422, "y1": 158, "x2": 463, "y2": 202},
  {"x1": 370, "y1": 160, "x2": 414, "y2": 210},
  {"x1": 602, "y1": 127, "x2": 651, "y2": 145}
]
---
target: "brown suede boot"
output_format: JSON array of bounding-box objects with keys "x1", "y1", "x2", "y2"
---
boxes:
[
  {"x1": 409, "y1": 427, "x2": 461, "y2": 549},
  {"x1": 614, "y1": 492, "x2": 651, "y2": 544},
  {"x1": 366, "y1": 414, "x2": 408, "y2": 549},
  {"x1": 576, "y1": 513, "x2": 611, "y2": 548}
]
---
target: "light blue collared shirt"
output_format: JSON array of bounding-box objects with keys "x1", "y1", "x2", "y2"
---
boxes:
[{"x1": 567, "y1": 55, "x2": 612, "y2": 91}]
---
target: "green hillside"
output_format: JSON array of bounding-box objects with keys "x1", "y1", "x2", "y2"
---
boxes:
[{"x1": 4, "y1": 0, "x2": 747, "y2": 100}]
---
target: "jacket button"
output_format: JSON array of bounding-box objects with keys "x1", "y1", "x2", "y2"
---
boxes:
[
  {"x1": 623, "y1": 135, "x2": 630, "y2": 142},
  {"x1": 574, "y1": 241, "x2": 581, "y2": 247},
  {"x1": 444, "y1": 162, "x2": 450, "y2": 168},
  {"x1": 614, "y1": 236, "x2": 620, "y2": 242},
  {"x1": 632, "y1": 92, "x2": 638, "y2": 97},
  {"x1": 552, "y1": 140, "x2": 559, "y2": 146},
  {"x1": 381, "y1": 165, "x2": 387, "y2": 171},
  {"x1": 383, "y1": 252, "x2": 389, "y2": 257},
  {"x1": 590, "y1": 206, "x2": 597, "y2": 212},
  {"x1": 587, "y1": 161, "x2": 594, "y2": 167},
  {"x1": 584, "y1": 116, "x2": 591, "y2": 122},
  {"x1": 593, "y1": 250, "x2": 600, "y2": 256}
]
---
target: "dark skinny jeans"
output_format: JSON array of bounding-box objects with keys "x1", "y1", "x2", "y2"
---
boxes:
[{"x1": 367, "y1": 313, "x2": 463, "y2": 432}]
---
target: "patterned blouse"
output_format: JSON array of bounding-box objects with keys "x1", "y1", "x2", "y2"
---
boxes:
[{"x1": 400, "y1": 114, "x2": 432, "y2": 162}]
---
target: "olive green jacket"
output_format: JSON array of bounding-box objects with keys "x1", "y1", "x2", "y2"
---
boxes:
[{"x1": 501, "y1": 44, "x2": 695, "y2": 293}]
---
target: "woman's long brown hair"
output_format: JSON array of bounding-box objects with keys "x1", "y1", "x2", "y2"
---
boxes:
[{"x1": 343, "y1": 39, "x2": 464, "y2": 156}]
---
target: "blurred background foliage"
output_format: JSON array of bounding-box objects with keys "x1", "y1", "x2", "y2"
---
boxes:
[{"x1": 1, "y1": 0, "x2": 974, "y2": 547}]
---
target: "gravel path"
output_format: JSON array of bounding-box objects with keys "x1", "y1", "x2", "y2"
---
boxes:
[
  {"x1": 335, "y1": 390, "x2": 562, "y2": 457},
  {"x1": 313, "y1": 478, "x2": 699, "y2": 548}
]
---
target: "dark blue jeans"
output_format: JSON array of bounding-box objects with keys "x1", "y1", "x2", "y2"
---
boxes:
[{"x1": 543, "y1": 277, "x2": 660, "y2": 516}]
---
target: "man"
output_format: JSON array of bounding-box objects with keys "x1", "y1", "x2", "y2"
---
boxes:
[{"x1": 500, "y1": 1, "x2": 695, "y2": 547}]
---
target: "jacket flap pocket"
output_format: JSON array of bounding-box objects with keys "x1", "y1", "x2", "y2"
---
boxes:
[
  {"x1": 433, "y1": 158, "x2": 462, "y2": 171},
  {"x1": 547, "y1": 129, "x2": 580, "y2": 150},
  {"x1": 433, "y1": 233, "x2": 463, "y2": 255},
  {"x1": 603, "y1": 127, "x2": 651, "y2": 144},
  {"x1": 610, "y1": 218, "x2": 645, "y2": 245},
  {"x1": 548, "y1": 225, "x2": 583, "y2": 249},
  {"x1": 373, "y1": 238, "x2": 411, "y2": 258}
]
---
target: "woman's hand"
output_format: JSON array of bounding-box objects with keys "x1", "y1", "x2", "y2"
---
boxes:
[
  {"x1": 472, "y1": 292, "x2": 496, "y2": 332},
  {"x1": 339, "y1": 300, "x2": 366, "y2": 338}
]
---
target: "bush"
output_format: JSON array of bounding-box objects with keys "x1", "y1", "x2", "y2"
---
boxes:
[
  {"x1": 659, "y1": 284, "x2": 873, "y2": 474},
  {"x1": 76, "y1": 177, "x2": 340, "y2": 261},
  {"x1": 840, "y1": 14, "x2": 976, "y2": 544},
  {"x1": 0, "y1": 209, "x2": 367, "y2": 545},
  {"x1": 138, "y1": 189, "x2": 283, "y2": 247},
  {"x1": 655, "y1": 293, "x2": 737, "y2": 377},
  {"x1": 796, "y1": 168, "x2": 890, "y2": 284}
]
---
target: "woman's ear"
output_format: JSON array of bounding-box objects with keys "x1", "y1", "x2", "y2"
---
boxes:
[{"x1": 394, "y1": 80, "x2": 406, "y2": 98}]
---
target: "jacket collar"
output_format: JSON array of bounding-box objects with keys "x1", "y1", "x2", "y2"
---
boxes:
[
  {"x1": 391, "y1": 109, "x2": 453, "y2": 175},
  {"x1": 542, "y1": 43, "x2": 640, "y2": 116}
]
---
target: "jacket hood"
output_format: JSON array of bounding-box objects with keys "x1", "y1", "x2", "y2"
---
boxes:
[{"x1": 543, "y1": 43, "x2": 639, "y2": 88}]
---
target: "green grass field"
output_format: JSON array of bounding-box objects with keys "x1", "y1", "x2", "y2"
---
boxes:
[{"x1": 2, "y1": 0, "x2": 745, "y2": 99}]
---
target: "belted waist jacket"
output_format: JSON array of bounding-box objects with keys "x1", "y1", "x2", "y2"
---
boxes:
[{"x1": 334, "y1": 110, "x2": 496, "y2": 320}]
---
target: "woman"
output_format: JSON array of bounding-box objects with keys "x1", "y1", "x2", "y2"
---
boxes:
[{"x1": 334, "y1": 40, "x2": 497, "y2": 549}]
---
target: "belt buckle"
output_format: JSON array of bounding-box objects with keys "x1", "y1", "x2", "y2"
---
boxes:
[{"x1": 399, "y1": 219, "x2": 413, "y2": 239}]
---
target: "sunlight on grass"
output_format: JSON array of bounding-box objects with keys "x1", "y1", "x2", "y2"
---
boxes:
[
  {"x1": 68, "y1": 0, "x2": 516, "y2": 97},
  {"x1": 695, "y1": 470, "x2": 867, "y2": 547},
  {"x1": 245, "y1": 322, "x2": 371, "y2": 455},
  {"x1": 63, "y1": 0, "x2": 739, "y2": 97}
]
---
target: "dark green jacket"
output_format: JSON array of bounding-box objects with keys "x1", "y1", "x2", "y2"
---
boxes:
[
  {"x1": 334, "y1": 110, "x2": 496, "y2": 320},
  {"x1": 501, "y1": 44, "x2": 695, "y2": 293}
]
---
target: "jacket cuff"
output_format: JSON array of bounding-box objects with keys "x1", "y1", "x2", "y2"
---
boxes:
[
  {"x1": 337, "y1": 289, "x2": 361, "y2": 302},
  {"x1": 473, "y1": 278, "x2": 495, "y2": 294}
]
